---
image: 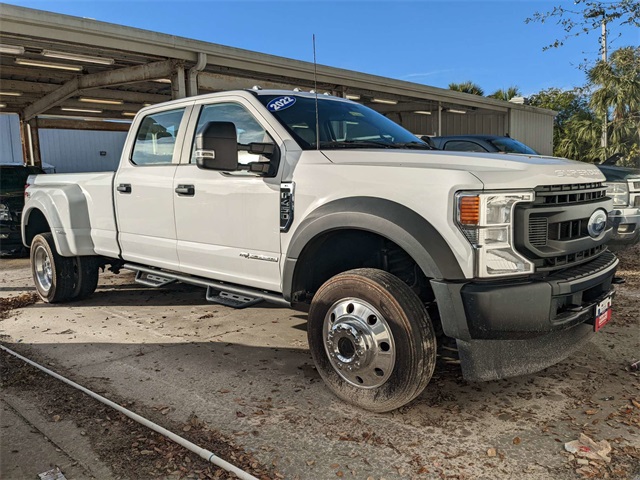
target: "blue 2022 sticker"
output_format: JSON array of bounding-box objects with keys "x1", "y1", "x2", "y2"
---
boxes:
[{"x1": 267, "y1": 96, "x2": 296, "y2": 112}]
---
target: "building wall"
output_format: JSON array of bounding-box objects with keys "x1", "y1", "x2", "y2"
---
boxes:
[
  {"x1": 390, "y1": 112, "x2": 508, "y2": 139},
  {"x1": 0, "y1": 114, "x2": 24, "y2": 163},
  {"x1": 509, "y1": 108, "x2": 554, "y2": 156},
  {"x1": 38, "y1": 129, "x2": 127, "y2": 173},
  {"x1": 1, "y1": 114, "x2": 127, "y2": 171}
]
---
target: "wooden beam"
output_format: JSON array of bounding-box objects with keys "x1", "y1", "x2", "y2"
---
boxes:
[
  {"x1": 23, "y1": 78, "x2": 79, "y2": 121},
  {"x1": 36, "y1": 117, "x2": 131, "y2": 131},
  {"x1": 198, "y1": 72, "x2": 297, "y2": 92},
  {"x1": 22, "y1": 60, "x2": 175, "y2": 120},
  {"x1": 27, "y1": 119, "x2": 42, "y2": 167}
]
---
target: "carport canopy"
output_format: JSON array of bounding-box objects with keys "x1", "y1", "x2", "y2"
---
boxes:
[{"x1": 0, "y1": 4, "x2": 557, "y2": 165}]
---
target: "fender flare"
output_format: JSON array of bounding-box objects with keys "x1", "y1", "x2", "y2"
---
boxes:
[
  {"x1": 282, "y1": 197, "x2": 464, "y2": 301},
  {"x1": 22, "y1": 186, "x2": 95, "y2": 257}
]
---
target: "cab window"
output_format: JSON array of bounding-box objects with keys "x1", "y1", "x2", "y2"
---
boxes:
[
  {"x1": 131, "y1": 108, "x2": 185, "y2": 166},
  {"x1": 190, "y1": 103, "x2": 273, "y2": 166}
]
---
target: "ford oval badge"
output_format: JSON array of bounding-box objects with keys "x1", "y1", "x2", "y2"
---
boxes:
[{"x1": 587, "y1": 209, "x2": 608, "y2": 238}]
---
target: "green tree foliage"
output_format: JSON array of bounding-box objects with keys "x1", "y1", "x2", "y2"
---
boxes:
[
  {"x1": 530, "y1": 47, "x2": 640, "y2": 165},
  {"x1": 588, "y1": 46, "x2": 640, "y2": 163},
  {"x1": 529, "y1": 88, "x2": 595, "y2": 160},
  {"x1": 448, "y1": 81, "x2": 484, "y2": 96},
  {"x1": 525, "y1": 0, "x2": 640, "y2": 52},
  {"x1": 487, "y1": 86, "x2": 522, "y2": 101}
]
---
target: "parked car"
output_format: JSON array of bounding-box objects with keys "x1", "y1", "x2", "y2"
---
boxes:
[
  {"x1": 597, "y1": 160, "x2": 640, "y2": 250},
  {"x1": 429, "y1": 135, "x2": 539, "y2": 155},
  {"x1": 1, "y1": 163, "x2": 45, "y2": 255}
]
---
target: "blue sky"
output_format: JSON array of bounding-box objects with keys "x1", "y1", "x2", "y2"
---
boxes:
[{"x1": 4, "y1": 1, "x2": 639, "y2": 96}]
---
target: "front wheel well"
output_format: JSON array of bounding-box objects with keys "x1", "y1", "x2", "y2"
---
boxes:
[
  {"x1": 290, "y1": 229, "x2": 437, "y2": 309},
  {"x1": 24, "y1": 209, "x2": 51, "y2": 247}
]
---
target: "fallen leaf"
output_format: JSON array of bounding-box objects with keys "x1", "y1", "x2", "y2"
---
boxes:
[
  {"x1": 306, "y1": 460, "x2": 315, "y2": 466},
  {"x1": 631, "y1": 399, "x2": 640, "y2": 409},
  {"x1": 585, "y1": 410, "x2": 598, "y2": 415},
  {"x1": 487, "y1": 448, "x2": 497, "y2": 457},
  {"x1": 161, "y1": 408, "x2": 170, "y2": 415},
  {"x1": 236, "y1": 411, "x2": 246, "y2": 418},
  {"x1": 513, "y1": 437, "x2": 521, "y2": 445},
  {"x1": 182, "y1": 425, "x2": 191, "y2": 432},
  {"x1": 330, "y1": 463, "x2": 340, "y2": 469},
  {"x1": 336, "y1": 472, "x2": 344, "y2": 478},
  {"x1": 52, "y1": 415, "x2": 61, "y2": 422}
]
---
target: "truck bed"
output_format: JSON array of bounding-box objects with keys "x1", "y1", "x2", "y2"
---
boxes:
[{"x1": 28, "y1": 172, "x2": 119, "y2": 258}]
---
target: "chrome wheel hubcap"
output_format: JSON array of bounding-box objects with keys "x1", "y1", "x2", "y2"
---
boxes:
[
  {"x1": 323, "y1": 298, "x2": 395, "y2": 388},
  {"x1": 34, "y1": 246, "x2": 53, "y2": 292}
]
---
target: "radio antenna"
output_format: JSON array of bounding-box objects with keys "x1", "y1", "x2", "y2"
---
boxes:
[{"x1": 313, "y1": 34, "x2": 320, "y2": 150}]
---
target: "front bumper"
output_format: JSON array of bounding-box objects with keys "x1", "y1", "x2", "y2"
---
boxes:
[
  {"x1": 608, "y1": 207, "x2": 640, "y2": 248},
  {"x1": 431, "y1": 251, "x2": 618, "y2": 380}
]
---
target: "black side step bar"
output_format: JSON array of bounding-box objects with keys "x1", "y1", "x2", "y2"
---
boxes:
[{"x1": 123, "y1": 263, "x2": 289, "y2": 308}]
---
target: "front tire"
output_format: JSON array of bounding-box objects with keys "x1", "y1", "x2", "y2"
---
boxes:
[
  {"x1": 308, "y1": 268, "x2": 437, "y2": 412},
  {"x1": 30, "y1": 233, "x2": 75, "y2": 303}
]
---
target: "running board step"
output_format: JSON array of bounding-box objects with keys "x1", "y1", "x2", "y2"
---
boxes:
[
  {"x1": 135, "y1": 271, "x2": 177, "y2": 288},
  {"x1": 206, "y1": 287, "x2": 263, "y2": 309}
]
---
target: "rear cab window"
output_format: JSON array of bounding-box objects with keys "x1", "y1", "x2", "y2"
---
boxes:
[{"x1": 130, "y1": 108, "x2": 186, "y2": 165}]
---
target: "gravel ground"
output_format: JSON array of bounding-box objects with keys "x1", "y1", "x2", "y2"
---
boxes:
[{"x1": 0, "y1": 245, "x2": 638, "y2": 480}]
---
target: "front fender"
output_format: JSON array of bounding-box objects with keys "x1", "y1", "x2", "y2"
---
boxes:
[
  {"x1": 282, "y1": 197, "x2": 464, "y2": 300},
  {"x1": 22, "y1": 186, "x2": 95, "y2": 256}
]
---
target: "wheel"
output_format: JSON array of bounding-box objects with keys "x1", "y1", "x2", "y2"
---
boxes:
[
  {"x1": 71, "y1": 256, "x2": 100, "y2": 300},
  {"x1": 30, "y1": 233, "x2": 75, "y2": 303},
  {"x1": 308, "y1": 268, "x2": 437, "y2": 412}
]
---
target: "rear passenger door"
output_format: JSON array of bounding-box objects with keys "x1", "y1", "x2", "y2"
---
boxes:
[{"x1": 115, "y1": 104, "x2": 192, "y2": 270}]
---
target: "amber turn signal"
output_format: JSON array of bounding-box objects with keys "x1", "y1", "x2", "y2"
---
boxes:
[{"x1": 459, "y1": 196, "x2": 480, "y2": 225}]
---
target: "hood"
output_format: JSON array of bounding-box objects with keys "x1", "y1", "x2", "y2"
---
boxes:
[
  {"x1": 597, "y1": 165, "x2": 640, "y2": 182},
  {"x1": 321, "y1": 149, "x2": 605, "y2": 188}
]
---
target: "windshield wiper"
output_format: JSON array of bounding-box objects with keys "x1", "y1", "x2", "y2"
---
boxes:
[{"x1": 318, "y1": 140, "x2": 396, "y2": 149}]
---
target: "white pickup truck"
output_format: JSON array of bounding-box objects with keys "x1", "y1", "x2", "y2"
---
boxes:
[{"x1": 22, "y1": 90, "x2": 619, "y2": 412}]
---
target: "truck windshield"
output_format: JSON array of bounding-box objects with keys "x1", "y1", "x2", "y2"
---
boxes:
[
  {"x1": 256, "y1": 94, "x2": 430, "y2": 150},
  {"x1": 489, "y1": 138, "x2": 539, "y2": 155}
]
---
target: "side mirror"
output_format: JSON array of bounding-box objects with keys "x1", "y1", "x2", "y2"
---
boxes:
[{"x1": 195, "y1": 121, "x2": 238, "y2": 171}]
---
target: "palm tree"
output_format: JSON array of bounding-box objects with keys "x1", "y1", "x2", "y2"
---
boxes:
[
  {"x1": 487, "y1": 86, "x2": 522, "y2": 101},
  {"x1": 588, "y1": 46, "x2": 640, "y2": 161},
  {"x1": 448, "y1": 81, "x2": 484, "y2": 96}
]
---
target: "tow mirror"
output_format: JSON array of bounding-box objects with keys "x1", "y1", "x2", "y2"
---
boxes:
[{"x1": 195, "y1": 121, "x2": 238, "y2": 171}]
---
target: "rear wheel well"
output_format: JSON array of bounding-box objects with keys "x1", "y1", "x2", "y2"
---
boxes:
[
  {"x1": 290, "y1": 229, "x2": 439, "y2": 325},
  {"x1": 24, "y1": 209, "x2": 51, "y2": 247}
]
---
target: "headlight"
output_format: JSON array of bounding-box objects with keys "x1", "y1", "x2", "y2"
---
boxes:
[
  {"x1": 456, "y1": 191, "x2": 534, "y2": 277},
  {"x1": 604, "y1": 182, "x2": 629, "y2": 207},
  {"x1": 0, "y1": 204, "x2": 10, "y2": 222}
]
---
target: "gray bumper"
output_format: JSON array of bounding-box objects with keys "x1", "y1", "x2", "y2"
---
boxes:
[{"x1": 431, "y1": 251, "x2": 618, "y2": 381}]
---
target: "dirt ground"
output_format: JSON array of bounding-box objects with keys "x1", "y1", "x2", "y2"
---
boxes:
[{"x1": 1, "y1": 245, "x2": 639, "y2": 480}]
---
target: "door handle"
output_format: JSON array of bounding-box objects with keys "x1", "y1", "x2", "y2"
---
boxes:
[
  {"x1": 117, "y1": 183, "x2": 131, "y2": 193},
  {"x1": 175, "y1": 184, "x2": 195, "y2": 196}
]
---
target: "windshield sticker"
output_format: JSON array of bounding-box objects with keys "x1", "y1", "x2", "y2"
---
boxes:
[
  {"x1": 349, "y1": 111, "x2": 364, "y2": 117},
  {"x1": 267, "y1": 96, "x2": 296, "y2": 112}
]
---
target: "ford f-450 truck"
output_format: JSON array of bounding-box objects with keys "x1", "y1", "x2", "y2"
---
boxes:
[{"x1": 22, "y1": 90, "x2": 618, "y2": 412}]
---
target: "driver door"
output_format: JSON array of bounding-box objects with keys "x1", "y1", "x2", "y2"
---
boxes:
[{"x1": 173, "y1": 100, "x2": 282, "y2": 292}]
